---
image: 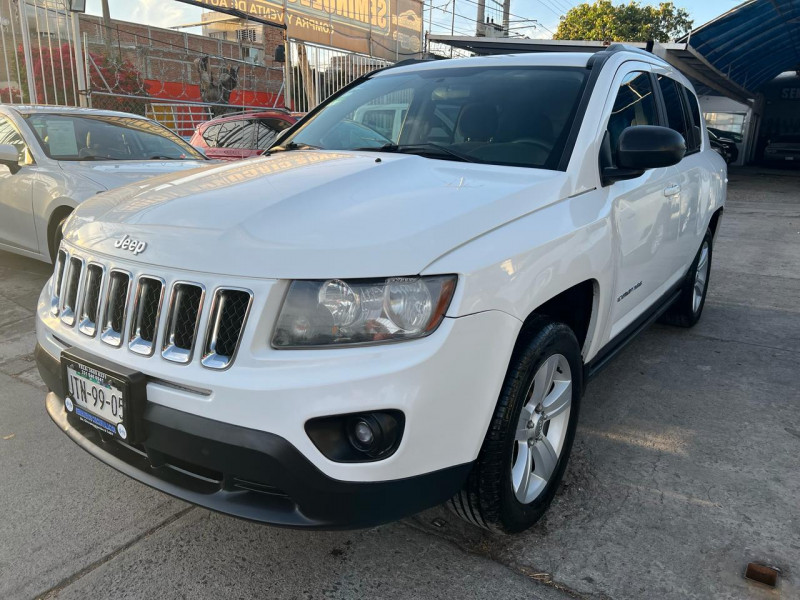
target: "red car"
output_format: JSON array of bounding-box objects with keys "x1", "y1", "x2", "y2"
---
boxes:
[{"x1": 189, "y1": 109, "x2": 298, "y2": 161}]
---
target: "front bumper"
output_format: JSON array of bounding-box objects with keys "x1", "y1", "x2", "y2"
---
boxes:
[{"x1": 38, "y1": 345, "x2": 471, "y2": 529}]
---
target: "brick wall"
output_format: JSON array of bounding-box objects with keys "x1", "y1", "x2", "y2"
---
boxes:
[{"x1": 80, "y1": 14, "x2": 286, "y2": 101}]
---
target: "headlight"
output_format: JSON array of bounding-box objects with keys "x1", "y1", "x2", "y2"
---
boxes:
[{"x1": 272, "y1": 275, "x2": 457, "y2": 348}]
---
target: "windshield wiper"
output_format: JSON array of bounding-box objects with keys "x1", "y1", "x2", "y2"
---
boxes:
[
  {"x1": 269, "y1": 141, "x2": 320, "y2": 153},
  {"x1": 355, "y1": 143, "x2": 479, "y2": 163}
]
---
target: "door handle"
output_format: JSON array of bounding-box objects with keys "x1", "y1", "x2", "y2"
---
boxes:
[{"x1": 663, "y1": 184, "x2": 681, "y2": 197}]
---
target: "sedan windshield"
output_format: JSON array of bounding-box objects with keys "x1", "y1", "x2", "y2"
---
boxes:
[
  {"x1": 23, "y1": 113, "x2": 204, "y2": 161},
  {"x1": 276, "y1": 66, "x2": 588, "y2": 170}
]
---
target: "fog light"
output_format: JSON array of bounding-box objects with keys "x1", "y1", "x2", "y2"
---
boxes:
[
  {"x1": 305, "y1": 410, "x2": 405, "y2": 463},
  {"x1": 353, "y1": 419, "x2": 375, "y2": 447},
  {"x1": 346, "y1": 413, "x2": 400, "y2": 458}
]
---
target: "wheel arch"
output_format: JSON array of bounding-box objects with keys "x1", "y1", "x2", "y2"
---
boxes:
[
  {"x1": 46, "y1": 203, "x2": 75, "y2": 256},
  {"x1": 515, "y1": 279, "x2": 599, "y2": 362}
]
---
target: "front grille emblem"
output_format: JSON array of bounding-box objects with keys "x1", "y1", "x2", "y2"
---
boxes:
[{"x1": 114, "y1": 234, "x2": 147, "y2": 255}]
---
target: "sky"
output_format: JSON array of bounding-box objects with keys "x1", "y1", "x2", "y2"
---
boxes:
[{"x1": 85, "y1": 0, "x2": 744, "y2": 42}]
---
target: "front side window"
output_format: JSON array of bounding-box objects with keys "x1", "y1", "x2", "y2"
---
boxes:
[
  {"x1": 23, "y1": 114, "x2": 203, "y2": 161},
  {"x1": 606, "y1": 71, "x2": 658, "y2": 162},
  {"x1": 277, "y1": 66, "x2": 589, "y2": 170}
]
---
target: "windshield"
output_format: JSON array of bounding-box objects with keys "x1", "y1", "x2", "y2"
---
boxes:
[
  {"x1": 23, "y1": 113, "x2": 205, "y2": 161},
  {"x1": 277, "y1": 66, "x2": 588, "y2": 170}
]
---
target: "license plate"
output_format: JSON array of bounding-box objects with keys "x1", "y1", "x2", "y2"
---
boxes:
[
  {"x1": 786, "y1": 156, "x2": 794, "y2": 161},
  {"x1": 61, "y1": 351, "x2": 143, "y2": 441}
]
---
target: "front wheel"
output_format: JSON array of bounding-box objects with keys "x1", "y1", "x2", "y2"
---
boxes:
[{"x1": 449, "y1": 317, "x2": 582, "y2": 533}]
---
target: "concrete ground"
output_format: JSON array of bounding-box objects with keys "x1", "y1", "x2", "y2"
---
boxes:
[{"x1": 0, "y1": 167, "x2": 797, "y2": 599}]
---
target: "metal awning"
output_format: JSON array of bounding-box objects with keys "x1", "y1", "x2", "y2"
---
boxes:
[
  {"x1": 427, "y1": 35, "x2": 756, "y2": 105},
  {"x1": 684, "y1": 0, "x2": 800, "y2": 92}
]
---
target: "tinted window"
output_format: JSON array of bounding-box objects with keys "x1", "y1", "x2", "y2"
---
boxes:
[
  {"x1": 607, "y1": 72, "x2": 658, "y2": 161},
  {"x1": 658, "y1": 76, "x2": 689, "y2": 145},
  {"x1": 682, "y1": 85, "x2": 702, "y2": 152},
  {"x1": 0, "y1": 118, "x2": 26, "y2": 160},
  {"x1": 23, "y1": 114, "x2": 202, "y2": 160},
  {"x1": 255, "y1": 118, "x2": 292, "y2": 150},
  {"x1": 201, "y1": 123, "x2": 221, "y2": 146},
  {"x1": 280, "y1": 67, "x2": 588, "y2": 170},
  {"x1": 216, "y1": 120, "x2": 258, "y2": 149}
]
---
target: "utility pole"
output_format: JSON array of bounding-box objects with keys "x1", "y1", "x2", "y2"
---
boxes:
[
  {"x1": 101, "y1": 0, "x2": 113, "y2": 58},
  {"x1": 502, "y1": 0, "x2": 510, "y2": 37},
  {"x1": 450, "y1": 0, "x2": 455, "y2": 57},
  {"x1": 476, "y1": 0, "x2": 485, "y2": 36}
]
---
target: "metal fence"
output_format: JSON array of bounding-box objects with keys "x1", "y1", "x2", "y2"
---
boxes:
[
  {"x1": 0, "y1": 0, "x2": 81, "y2": 104},
  {"x1": 286, "y1": 39, "x2": 392, "y2": 112}
]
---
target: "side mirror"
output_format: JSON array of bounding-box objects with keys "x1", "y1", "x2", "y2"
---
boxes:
[
  {"x1": 603, "y1": 125, "x2": 686, "y2": 185},
  {"x1": 0, "y1": 144, "x2": 21, "y2": 174}
]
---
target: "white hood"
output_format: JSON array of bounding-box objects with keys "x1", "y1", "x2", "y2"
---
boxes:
[
  {"x1": 62, "y1": 159, "x2": 210, "y2": 190},
  {"x1": 64, "y1": 151, "x2": 570, "y2": 279}
]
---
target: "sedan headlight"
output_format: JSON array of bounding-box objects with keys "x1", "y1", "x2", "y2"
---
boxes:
[{"x1": 272, "y1": 275, "x2": 457, "y2": 348}]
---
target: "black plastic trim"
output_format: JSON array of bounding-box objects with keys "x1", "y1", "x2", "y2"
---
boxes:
[
  {"x1": 37, "y1": 344, "x2": 471, "y2": 529},
  {"x1": 585, "y1": 279, "x2": 682, "y2": 381}
]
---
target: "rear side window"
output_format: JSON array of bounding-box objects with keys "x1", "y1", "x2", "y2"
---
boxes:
[
  {"x1": 216, "y1": 120, "x2": 257, "y2": 149},
  {"x1": 255, "y1": 118, "x2": 292, "y2": 150},
  {"x1": 657, "y1": 76, "x2": 690, "y2": 148},
  {"x1": 682, "y1": 86, "x2": 703, "y2": 153},
  {"x1": 201, "y1": 123, "x2": 221, "y2": 147},
  {"x1": 607, "y1": 71, "x2": 658, "y2": 162}
]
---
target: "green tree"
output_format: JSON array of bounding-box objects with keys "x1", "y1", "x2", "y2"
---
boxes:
[{"x1": 554, "y1": 1, "x2": 693, "y2": 42}]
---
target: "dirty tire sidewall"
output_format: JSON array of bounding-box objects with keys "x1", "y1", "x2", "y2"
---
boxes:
[{"x1": 452, "y1": 317, "x2": 582, "y2": 534}]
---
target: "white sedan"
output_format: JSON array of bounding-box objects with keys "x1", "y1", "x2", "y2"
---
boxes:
[{"x1": 0, "y1": 105, "x2": 209, "y2": 263}]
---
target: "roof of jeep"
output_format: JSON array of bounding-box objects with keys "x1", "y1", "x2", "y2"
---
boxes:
[{"x1": 375, "y1": 49, "x2": 661, "y2": 77}]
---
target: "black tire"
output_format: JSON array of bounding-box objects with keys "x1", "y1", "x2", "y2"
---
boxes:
[
  {"x1": 48, "y1": 215, "x2": 69, "y2": 263},
  {"x1": 449, "y1": 317, "x2": 583, "y2": 534},
  {"x1": 659, "y1": 228, "x2": 713, "y2": 328}
]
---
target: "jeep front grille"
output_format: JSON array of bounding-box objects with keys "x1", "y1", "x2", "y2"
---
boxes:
[
  {"x1": 60, "y1": 257, "x2": 83, "y2": 326},
  {"x1": 129, "y1": 276, "x2": 165, "y2": 356},
  {"x1": 51, "y1": 249, "x2": 254, "y2": 369},
  {"x1": 162, "y1": 283, "x2": 205, "y2": 363},
  {"x1": 201, "y1": 288, "x2": 253, "y2": 370},
  {"x1": 78, "y1": 264, "x2": 104, "y2": 337},
  {"x1": 100, "y1": 270, "x2": 131, "y2": 347}
]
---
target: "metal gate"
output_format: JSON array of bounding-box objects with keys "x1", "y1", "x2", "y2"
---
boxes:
[
  {"x1": 286, "y1": 39, "x2": 392, "y2": 112},
  {"x1": 0, "y1": 0, "x2": 81, "y2": 105}
]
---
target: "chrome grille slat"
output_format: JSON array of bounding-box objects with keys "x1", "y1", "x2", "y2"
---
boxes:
[
  {"x1": 50, "y1": 249, "x2": 67, "y2": 316},
  {"x1": 100, "y1": 270, "x2": 131, "y2": 347},
  {"x1": 201, "y1": 288, "x2": 253, "y2": 370},
  {"x1": 162, "y1": 282, "x2": 205, "y2": 364},
  {"x1": 60, "y1": 257, "x2": 84, "y2": 326},
  {"x1": 52, "y1": 252, "x2": 253, "y2": 369},
  {"x1": 78, "y1": 264, "x2": 105, "y2": 337},
  {"x1": 128, "y1": 276, "x2": 165, "y2": 356}
]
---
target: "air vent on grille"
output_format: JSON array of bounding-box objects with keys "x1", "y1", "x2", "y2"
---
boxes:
[
  {"x1": 60, "y1": 257, "x2": 83, "y2": 326},
  {"x1": 100, "y1": 270, "x2": 131, "y2": 347},
  {"x1": 129, "y1": 276, "x2": 165, "y2": 356},
  {"x1": 78, "y1": 264, "x2": 104, "y2": 337},
  {"x1": 201, "y1": 288, "x2": 253, "y2": 369},
  {"x1": 162, "y1": 283, "x2": 204, "y2": 363},
  {"x1": 50, "y1": 249, "x2": 67, "y2": 316}
]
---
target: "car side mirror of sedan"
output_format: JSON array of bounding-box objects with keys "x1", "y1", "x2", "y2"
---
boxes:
[
  {"x1": 602, "y1": 125, "x2": 686, "y2": 185},
  {"x1": 0, "y1": 144, "x2": 21, "y2": 174}
]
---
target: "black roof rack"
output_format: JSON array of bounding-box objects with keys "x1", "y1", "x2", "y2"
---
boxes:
[{"x1": 587, "y1": 43, "x2": 668, "y2": 68}]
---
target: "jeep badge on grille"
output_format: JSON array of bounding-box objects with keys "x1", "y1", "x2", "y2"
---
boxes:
[{"x1": 114, "y1": 234, "x2": 147, "y2": 255}]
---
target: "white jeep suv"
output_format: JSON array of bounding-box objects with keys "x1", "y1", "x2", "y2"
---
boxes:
[{"x1": 36, "y1": 46, "x2": 726, "y2": 533}]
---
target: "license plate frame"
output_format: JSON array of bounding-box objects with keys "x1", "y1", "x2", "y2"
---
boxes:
[{"x1": 61, "y1": 348, "x2": 147, "y2": 443}]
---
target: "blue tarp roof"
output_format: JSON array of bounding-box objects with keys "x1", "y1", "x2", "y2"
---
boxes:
[{"x1": 687, "y1": 0, "x2": 800, "y2": 91}]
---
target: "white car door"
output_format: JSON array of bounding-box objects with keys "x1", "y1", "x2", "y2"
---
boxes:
[
  {"x1": 0, "y1": 117, "x2": 38, "y2": 253},
  {"x1": 602, "y1": 69, "x2": 682, "y2": 339}
]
